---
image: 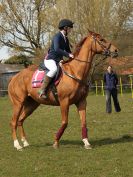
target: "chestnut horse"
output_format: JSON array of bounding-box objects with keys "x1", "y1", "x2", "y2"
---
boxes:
[{"x1": 8, "y1": 31, "x2": 118, "y2": 150}]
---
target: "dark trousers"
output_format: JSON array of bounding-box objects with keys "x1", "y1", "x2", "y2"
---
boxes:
[{"x1": 105, "y1": 89, "x2": 121, "y2": 113}]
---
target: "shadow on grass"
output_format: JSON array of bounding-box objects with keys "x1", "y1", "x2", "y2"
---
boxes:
[
  {"x1": 91, "y1": 134, "x2": 133, "y2": 147},
  {"x1": 61, "y1": 135, "x2": 133, "y2": 148},
  {"x1": 31, "y1": 134, "x2": 133, "y2": 148}
]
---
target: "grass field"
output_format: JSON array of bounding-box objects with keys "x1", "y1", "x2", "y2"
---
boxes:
[{"x1": 0, "y1": 94, "x2": 132, "y2": 177}]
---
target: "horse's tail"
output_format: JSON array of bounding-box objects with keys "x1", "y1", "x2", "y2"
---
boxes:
[
  {"x1": 8, "y1": 75, "x2": 17, "y2": 103},
  {"x1": 8, "y1": 72, "x2": 19, "y2": 85},
  {"x1": 8, "y1": 74, "x2": 17, "y2": 94},
  {"x1": 8, "y1": 76, "x2": 13, "y2": 84}
]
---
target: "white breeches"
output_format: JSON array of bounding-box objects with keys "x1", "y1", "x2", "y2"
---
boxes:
[{"x1": 44, "y1": 59, "x2": 57, "y2": 78}]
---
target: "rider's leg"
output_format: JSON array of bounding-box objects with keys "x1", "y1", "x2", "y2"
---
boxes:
[
  {"x1": 39, "y1": 59, "x2": 57, "y2": 98},
  {"x1": 38, "y1": 75, "x2": 52, "y2": 98}
]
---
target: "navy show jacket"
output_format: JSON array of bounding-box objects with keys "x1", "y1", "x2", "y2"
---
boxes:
[
  {"x1": 46, "y1": 32, "x2": 71, "y2": 63},
  {"x1": 104, "y1": 72, "x2": 118, "y2": 90}
]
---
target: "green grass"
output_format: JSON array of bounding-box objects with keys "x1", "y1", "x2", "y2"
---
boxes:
[{"x1": 0, "y1": 94, "x2": 132, "y2": 177}]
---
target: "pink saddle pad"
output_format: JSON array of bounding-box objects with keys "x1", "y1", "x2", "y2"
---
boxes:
[
  {"x1": 32, "y1": 70, "x2": 45, "y2": 88},
  {"x1": 32, "y1": 68, "x2": 62, "y2": 88}
]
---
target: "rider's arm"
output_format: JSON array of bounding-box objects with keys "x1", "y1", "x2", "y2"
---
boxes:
[{"x1": 53, "y1": 35, "x2": 70, "y2": 58}]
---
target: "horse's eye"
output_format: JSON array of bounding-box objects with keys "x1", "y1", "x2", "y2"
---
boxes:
[{"x1": 100, "y1": 39, "x2": 104, "y2": 42}]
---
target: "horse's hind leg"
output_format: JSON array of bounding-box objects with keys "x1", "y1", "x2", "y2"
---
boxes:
[
  {"x1": 8, "y1": 76, "x2": 28, "y2": 150},
  {"x1": 10, "y1": 101, "x2": 24, "y2": 150},
  {"x1": 17, "y1": 97, "x2": 40, "y2": 147}
]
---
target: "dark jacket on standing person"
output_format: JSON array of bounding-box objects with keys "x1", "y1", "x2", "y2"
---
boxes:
[
  {"x1": 104, "y1": 72, "x2": 118, "y2": 90},
  {"x1": 46, "y1": 32, "x2": 71, "y2": 63}
]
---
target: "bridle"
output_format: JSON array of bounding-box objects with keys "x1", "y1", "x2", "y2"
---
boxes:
[
  {"x1": 73, "y1": 35, "x2": 112, "y2": 63},
  {"x1": 92, "y1": 35, "x2": 112, "y2": 57},
  {"x1": 68, "y1": 35, "x2": 112, "y2": 64},
  {"x1": 62, "y1": 34, "x2": 112, "y2": 85}
]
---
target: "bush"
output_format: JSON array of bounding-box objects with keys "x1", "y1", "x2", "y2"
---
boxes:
[{"x1": 4, "y1": 55, "x2": 33, "y2": 67}]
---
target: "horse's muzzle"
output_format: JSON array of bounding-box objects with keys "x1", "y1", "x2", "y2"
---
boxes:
[{"x1": 103, "y1": 50, "x2": 118, "y2": 58}]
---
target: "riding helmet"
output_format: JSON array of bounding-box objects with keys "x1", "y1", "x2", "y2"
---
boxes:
[{"x1": 58, "y1": 19, "x2": 74, "y2": 29}]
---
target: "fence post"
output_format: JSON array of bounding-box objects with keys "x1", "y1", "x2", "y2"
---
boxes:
[
  {"x1": 129, "y1": 75, "x2": 133, "y2": 99},
  {"x1": 119, "y1": 77, "x2": 123, "y2": 96},
  {"x1": 95, "y1": 81, "x2": 98, "y2": 96},
  {"x1": 101, "y1": 80, "x2": 104, "y2": 96}
]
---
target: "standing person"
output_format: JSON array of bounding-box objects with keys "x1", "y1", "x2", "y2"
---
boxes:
[
  {"x1": 104, "y1": 66, "x2": 121, "y2": 113},
  {"x1": 38, "y1": 19, "x2": 74, "y2": 98}
]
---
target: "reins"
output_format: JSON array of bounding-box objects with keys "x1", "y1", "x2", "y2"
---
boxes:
[
  {"x1": 61, "y1": 34, "x2": 110, "y2": 86},
  {"x1": 61, "y1": 67, "x2": 90, "y2": 86},
  {"x1": 74, "y1": 58, "x2": 91, "y2": 63}
]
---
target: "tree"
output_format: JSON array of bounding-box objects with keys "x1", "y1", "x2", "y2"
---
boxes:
[
  {"x1": 42, "y1": 0, "x2": 132, "y2": 77},
  {"x1": 0, "y1": 0, "x2": 132, "y2": 68},
  {"x1": 53, "y1": 0, "x2": 132, "y2": 37},
  {"x1": 4, "y1": 54, "x2": 32, "y2": 67},
  {"x1": 0, "y1": 0, "x2": 55, "y2": 56}
]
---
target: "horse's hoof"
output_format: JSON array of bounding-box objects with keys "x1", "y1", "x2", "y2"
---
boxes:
[
  {"x1": 18, "y1": 148, "x2": 23, "y2": 151},
  {"x1": 15, "y1": 145, "x2": 23, "y2": 151},
  {"x1": 23, "y1": 140, "x2": 30, "y2": 148},
  {"x1": 53, "y1": 142, "x2": 59, "y2": 149},
  {"x1": 84, "y1": 144, "x2": 92, "y2": 149},
  {"x1": 21, "y1": 138, "x2": 30, "y2": 148},
  {"x1": 23, "y1": 142, "x2": 30, "y2": 148}
]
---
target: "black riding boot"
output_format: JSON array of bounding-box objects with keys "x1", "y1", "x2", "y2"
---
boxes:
[{"x1": 38, "y1": 75, "x2": 52, "y2": 98}]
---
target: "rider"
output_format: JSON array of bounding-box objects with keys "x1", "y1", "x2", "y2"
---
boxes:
[{"x1": 38, "y1": 19, "x2": 74, "y2": 98}]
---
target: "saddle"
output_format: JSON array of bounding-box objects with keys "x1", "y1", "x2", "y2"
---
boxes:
[
  {"x1": 32, "y1": 61, "x2": 62, "y2": 88},
  {"x1": 32, "y1": 62, "x2": 62, "y2": 102}
]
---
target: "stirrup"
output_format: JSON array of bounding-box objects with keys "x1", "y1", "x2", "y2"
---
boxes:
[{"x1": 38, "y1": 90, "x2": 47, "y2": 99}]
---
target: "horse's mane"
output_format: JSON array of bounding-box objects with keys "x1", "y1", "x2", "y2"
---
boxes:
[
  {"x1": 27, "y1": 64, "x2": 38, "y2": 71},
  {"x1": 73, "y1": 37, "x2": 87, "y2": 56},
  {"x1": 73, "y1": 31, "x2": 102, "y2": 56}
]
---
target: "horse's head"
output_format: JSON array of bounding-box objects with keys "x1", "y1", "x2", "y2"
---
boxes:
[{"x1": 88, "y1": 31, "x2": 118, "y2": 58}]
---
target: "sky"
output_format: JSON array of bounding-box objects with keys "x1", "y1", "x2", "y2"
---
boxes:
[{"x1": 0, "y1": 46, "x2": 10, "y2": 60}]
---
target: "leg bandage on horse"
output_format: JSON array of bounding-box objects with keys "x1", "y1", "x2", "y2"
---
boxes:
[
  {"x1": 56, "y1": 123, "x2": 68, "y2": 141},
  {"x1": 82, "y1": 126, "x2": 88, "y2": 139}
]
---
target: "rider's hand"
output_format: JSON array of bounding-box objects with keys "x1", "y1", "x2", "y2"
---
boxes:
[
  {"x1": 69, "y1": 53, "x2": 74, "y2": 58},
  {"x1": 59, "y1": 60, "x2": 63, "y2": 67}
]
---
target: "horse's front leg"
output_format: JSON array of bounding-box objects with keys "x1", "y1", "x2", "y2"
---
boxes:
[
  {"x1": 76, "y1": 99, "x2": 92, "y2": 149},
  {"x1": 53, "y1": 99, "x2": 69, "y2": 149}
]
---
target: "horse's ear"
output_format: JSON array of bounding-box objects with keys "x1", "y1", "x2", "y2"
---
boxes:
[{"x1": 87, "y1": 29, "x2": 94, "y2": 35}]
